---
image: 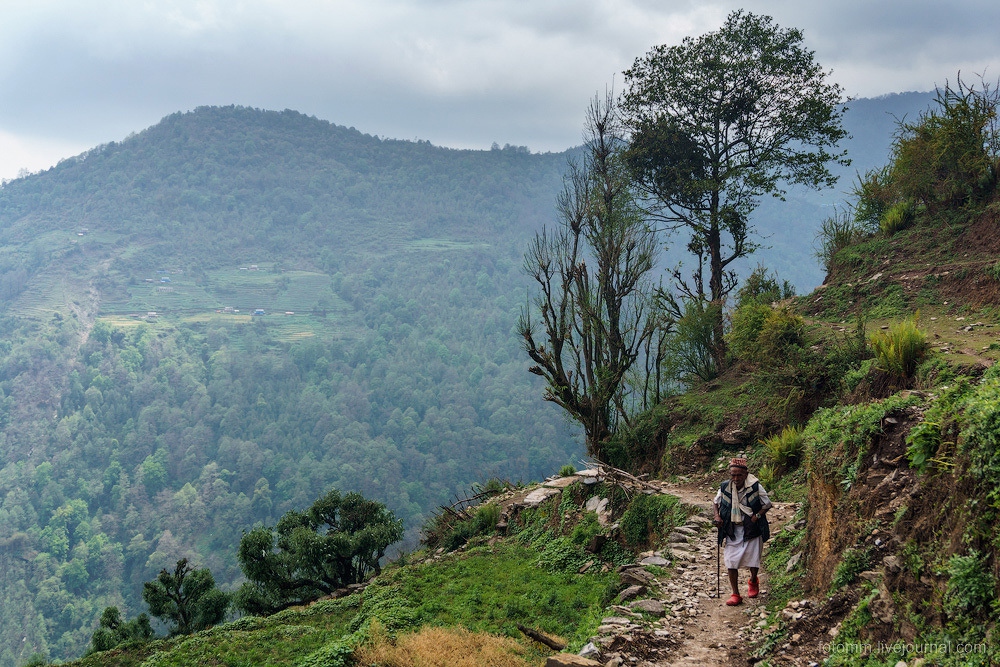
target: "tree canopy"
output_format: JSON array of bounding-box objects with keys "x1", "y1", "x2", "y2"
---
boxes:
[
  {"x1": 621, "y1": 10, "x2": 848, "y2": 367},
  {"x1": 236, "y1": 488, "x2": 403, "y2": 615},
  {"x1": 141, "y1": 559, "x2": 229, "y2": 636}
]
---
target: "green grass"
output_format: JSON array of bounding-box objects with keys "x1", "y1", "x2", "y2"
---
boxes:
[
  {"x1": 377, "y1": 543, "x2": 616, "y2": 648},
  {"x1": 870, "y1": 314, "x2": 927, "y2": 378},
  {"x1": 65, "y1": 541, "x2": 616, "y2": 666}
]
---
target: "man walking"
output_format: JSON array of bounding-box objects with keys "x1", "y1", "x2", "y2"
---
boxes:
[{"x1": 713, "y1": 457, "x2": 772, "y2": 606}]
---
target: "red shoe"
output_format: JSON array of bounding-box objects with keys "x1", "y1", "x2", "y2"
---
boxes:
[
  {"x1": 726, "y1": 593, "x2": 742, "y2": 606},
  {"x1": 748, "y1": 578, "x2": 759, "y2": 598}
]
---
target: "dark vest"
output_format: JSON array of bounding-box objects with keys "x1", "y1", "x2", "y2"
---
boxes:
[{"x1": 717, "y1": 479, "x2": 770, "y2": 545}]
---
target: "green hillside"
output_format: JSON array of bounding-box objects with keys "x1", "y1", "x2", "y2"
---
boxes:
[
  {"x1": 0, "y1": 85, "x2": 983, "y2": 667},
  {"x1": 0, "y1": 107, "x2": 588, "y2": 665}
]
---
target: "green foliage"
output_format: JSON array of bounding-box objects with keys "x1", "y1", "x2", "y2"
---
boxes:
[
  {"x1": 619, "y1": 494, "x2": 684, "y2": 548},
  {"x1": 535, "y1": 537, "x2": 592, "y2": 573},
  {"x1": 735, "y1": 266, "x2": 796, "y2": 307},
  {"x1": 727, "y1": 305, "x2": 804, "y2": 366},
  {"x1": 755, "y1": 463, "x2": 776, "y2": 490},
  {"x1": 906, "y1": 419, "x2": 942, "y2": 472},
  {"x1": 985, "y1": 260, "x2": 1000, "y2": 282},
  {"x1": 622, "y1": 10, "x2": 847, "y2": 366},
  {"x1": 757, "y1": 307, "x2": 805, "y2": 361},
  {"x1": 0, "y1": 106, "x2": 592, "y2": 663},
  {"x1": 558, "y1": 465, "x2": 577, "y2": 477},
  {"x1": 236, "y1": 488, "x2": 403, "y2": 615},
  {"x1": 727, "y1": 303, "x2": 770, "y2": 361},
  {"x1": 373, "y1": 543, "x2": 617, "y2": 650},
  {"x1": 869, "y1": 314, "x2": 927, "y2": 379},
  {"x1": 943, "y1": 550, "x2": 997, "y2": 623},
  {"x1": 760, "y1": 507, "x2": 806, "y2": 609},
  {"x1": 142, "y1": 559, "x2": 228, "y2": 636},
  {"x1": 762, "y1": 426, "x2": 805, "y2": 467},
  {"x1": 830, "y1": 546, "x2": 872, "y2": 590},
  {"x1": 815, "y1": 207, "x2": 870, "y2": 272},
  {"x1": 879, "y1": 200, "x2": 916, "y2": 235},
  {"x1": 891, "y1": 76, "x2": 1000, "y2": 210},
  {"x1": 842, "y1": 358, "x2": 874, "y2": 394},
  {"x1": 804, "y1": 393, "x2": 922, "y2": 486},
  {"x1": 89, "y1": 606, "x2": 154, "y2": 654},
  {"x1": 664, "y1": 300, "x2": 718, "y2": 382},
  {"x1": 852, "y1": 165, "x2": 897, "y2": 232}
]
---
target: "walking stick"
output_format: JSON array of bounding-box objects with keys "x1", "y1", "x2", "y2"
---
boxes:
[{"x1": 716, "y1": 537, "x2": 720, "y2": 599}]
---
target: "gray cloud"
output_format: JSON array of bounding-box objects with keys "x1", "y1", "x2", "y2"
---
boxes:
[{"x1": 0, "y1": 0, "x2": 997, "y2": 179}]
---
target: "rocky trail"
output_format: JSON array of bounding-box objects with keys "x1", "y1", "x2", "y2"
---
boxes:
[{"x1": 550, "y1": 478, "x2": 800, "y2": 667}]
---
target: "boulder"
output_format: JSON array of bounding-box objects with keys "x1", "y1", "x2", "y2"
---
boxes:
[
  {"x1": 630, "y1": 599, "x2": 666, "y2": 616},
  {"x1": 619, "y1": 567, "x2": 654, "y2": 587},
  {"x1": 618, "y1": 585, "x2": 646, "y2": 602},
  {"x1": 524, "y1": 488, "x2": 562, "y2": 506},
  {"x1": 639, "y1": 556, "x2": 669, "y2": 567}
]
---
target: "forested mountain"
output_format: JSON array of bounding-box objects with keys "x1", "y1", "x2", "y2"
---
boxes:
[
  {"x1": 0, "y1": 94, "x2": 932, "y2": 664},
  {"x1": 0, "y1": 107, "x2": 585, "y2": 664}
]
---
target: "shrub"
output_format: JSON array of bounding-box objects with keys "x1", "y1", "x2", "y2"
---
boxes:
[
  {"x1": 535, "y1": 536, "x2": 591, "y2": 573},
  {"x1": 852, "y1": 165, "x2": 897, "y2": 231},
  {"x1": 879, "y1": 200, "x2": 916, "y2": 235},
  {"x1": 89, "y1": 606, "x2": 155, "y2": 654},
  {"x1": 842, "y1": 358, "x2": 874, "y2": 394},
  {"x1": 727, "y1": 305, "x2": 803, "y2": 366},
  {"x1": 736, "y1": 266, "x2": 795, "y2": 307},
  {"x1": 905, "y1": 419, "x2": 941, "y2": 472},
  {"x1": 985, "y1": 260, "x2": 1000, "y2": 282},
  {"x1": 472, "y1": 503, "x2": 501, "y2": 536},
  {"x1": 831, "y1": 546, "x2": 872, "y2": 590},
  {"x1": 869, "y1": 314, "x2": 927, "y2": 379},
  {"x1": 891, "y1": 76, "x2": 1000, "y2": 210},
  {"x1": 756, "y1": 463, "x2": 775, "y2": 490},
  {"x1": 944, "y1": 551, "x2": 997, "y2": 623},
  {"x1": 757, "y1": 307, "x2": 805, "y2": 361},
  {"x1": 762, "y1": 426, "x2": 805, "y2": 467},
  {"x1": 727, "y1": 302, "x2": 770, "y2": 361},
  {"x1": 424, "y1": 501, "x2": 502, "y2": 552},
  {"x1": 815, "y1": 207, "x2": 869, "y2": 271},
  {"x1": 663, "y1": 300, "x2": 718, "y2": 382},
  {"x1": 619, "y1": 494, "x2": 684, "y2": 548},
  {"x1": 559, "y1": 464, "x2": 577, "y2": 476}
]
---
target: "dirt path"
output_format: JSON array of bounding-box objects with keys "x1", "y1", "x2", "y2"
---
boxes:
[
  {"x1": 649, "y1": 480, "x2": 799, "y2": 667},
  {"x1": 500, "y1": 472, "x2": 798, "y2": 666}
]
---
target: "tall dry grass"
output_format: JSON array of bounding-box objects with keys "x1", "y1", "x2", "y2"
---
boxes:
[{"x1": 354, "y1": 623, "x2": 539, "y2": 667}]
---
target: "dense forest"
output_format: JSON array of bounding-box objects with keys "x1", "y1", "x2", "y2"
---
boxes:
[{"x1": 0, "y1": 95, "x2": 932, "y2": 664}]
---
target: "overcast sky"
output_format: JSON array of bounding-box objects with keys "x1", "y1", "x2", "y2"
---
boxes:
[{"x1": 1, "y1": 0, "x2": 998, "y2": 181}]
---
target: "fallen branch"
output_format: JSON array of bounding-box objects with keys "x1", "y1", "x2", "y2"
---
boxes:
[{"x1": 516, "y1": 624, "x2": 566, "y2": 650}]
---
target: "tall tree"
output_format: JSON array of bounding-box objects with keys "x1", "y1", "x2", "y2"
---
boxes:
[
  {"x1": 518, "y1": 93, "x2": 661, "y2": 459},
  {"x1": 621, "y1": 10, "x2": 848, "y2": 369}
]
